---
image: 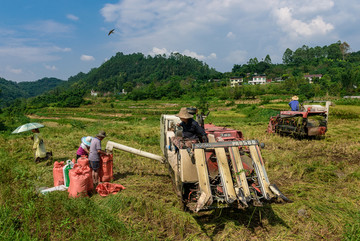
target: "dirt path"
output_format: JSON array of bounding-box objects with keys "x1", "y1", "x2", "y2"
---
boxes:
[{"x1": 27, "y1": 114, "x2": 99, "y2": 122}]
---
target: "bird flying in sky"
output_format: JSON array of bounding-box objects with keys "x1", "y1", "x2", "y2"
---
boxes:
[{"x1": 108, "y1": 29, "x2": 115, "y2": 36}]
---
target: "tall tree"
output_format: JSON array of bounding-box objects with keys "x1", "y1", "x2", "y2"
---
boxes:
[
  {"x1": 247, "y1": 57, "x2": 259, "y2": 66},
  {"x1": 340, "y1": 41, "x2": 350, "y2": 60},
  {"x1": 282, "y1": 48, "x2": 293, "y2": 64},
  {"x1": 264, "y1": 54, "x2": 272, "y2": 64},
  {"x1": 327, "y1": 41, "x2": 342, "y2": 60}
]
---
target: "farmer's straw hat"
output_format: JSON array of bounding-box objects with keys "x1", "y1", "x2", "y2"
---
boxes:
[
  {"x1": 176, "y1": 107, "x2": 193, "y2": 119},
  {"x1": 292, "y1": 96, "x2": 299, "y2": 101},
  {"x1": 81, "y1": 136, "x2": 93, "y2": 146},
  {"x1": 96, "y1": 130, "x2": 106, "y2": 138}
]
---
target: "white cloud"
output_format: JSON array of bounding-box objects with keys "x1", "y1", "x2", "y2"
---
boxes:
[
  {"x1": 66, "y1": 14, "x2": 79, "y2": 21},
  {"x1": 53, "y1": 46, "x2": 72, "y2": 52},
  {"x1": 0, "y1": 27, "x2": 15, "y2": 36},
  {"x1": 24, "y1": 20, "x2": 71, "y2": 34},
  {"x1": 44, "y1": 64, "x2": 57, "y2": 71},
  {"x1": 148, "y1": 47, "x2": 216, "y2": 61},
  {"x1": 273, "y1": 7, "x2": 334, "y2": 38},
  {"x1": 6, "y1": 66, "x2": 22, "y2": 74},
  {"x1": 225, "y1": 50, "x2": 248, "y2": 64},
  {"x1": 150, "y1": 47, "x2": 170, "y2": 56},
  {"x1": 0, "y1": 46, "x2": 63, "y2": 62},
  {"x1": 99, "y1": 0, "x2": 276, "y2": 69},
  {"x1": 182, "y1": 50, "x2": 206, "y2": 60},
  {"x1": 208, "y1": 53, "x2": 217, "y2": 60},
  {"x1": 284, "y1": 0, "x2": 335, "y2": 14},
  {"x1": 226, "y1": 32, "x2": 235, "y2": 39},
  {"x1": 80, "y1": 55, "x2": 95, "y2": 61}
]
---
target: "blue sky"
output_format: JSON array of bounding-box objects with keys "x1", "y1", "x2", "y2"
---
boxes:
[{"x1": 1, "y1": 0, "x2": 360, "y2": 82}]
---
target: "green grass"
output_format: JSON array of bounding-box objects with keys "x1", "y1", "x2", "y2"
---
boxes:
[{"x1": 1, "y1": 99, "x2": 360, "y2": 240}]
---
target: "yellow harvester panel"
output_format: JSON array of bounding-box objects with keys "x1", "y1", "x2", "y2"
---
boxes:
[
  {"x1": 229, "y1": 147, "x2": 251, "y2": 199},
  {"x1": 180, "y1": 149, "x2": 198, "y2": 183},
  {"x1": 214, "y1": 147, "x2": 237, "y2": 203},
  {"x1": 249, "y1": 145, "x2": 274, "y2": 199},
  {"x1": 194, "y1": 148, "x2": 212, "y2": 210}
]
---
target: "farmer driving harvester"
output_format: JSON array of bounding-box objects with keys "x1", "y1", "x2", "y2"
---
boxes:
[
  {"x1": 176, "y1": 107, "x2": 208, "y2": 143},
  {"x1": 171, "y1": 108, "x2": 208, "y2": 159}
]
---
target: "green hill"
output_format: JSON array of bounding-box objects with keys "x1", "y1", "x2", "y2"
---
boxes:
[
  {"x1": 17, "y1": 77, "x2": 65, "y2": 97},
  {"x1": 0, "y1": 78, "x2": 29, "y2": 107},
  {"x1": 75, "y1": 52, "x2": 220, "y2": 92},
  {"x1": 0, "y1": 77, "x2": 64, "y2": 107}
]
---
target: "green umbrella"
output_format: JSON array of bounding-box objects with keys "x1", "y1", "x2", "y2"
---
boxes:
[{"x1": 12, "y1": 122, "x2": 45, "y2": 134}]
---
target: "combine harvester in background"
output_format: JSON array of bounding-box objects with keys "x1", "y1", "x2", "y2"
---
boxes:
[
  {"x1": 106, "y1": 108, "x2": 290, "y2": 212},
  {"x1": 267, "y1": 101, "x2": 332, "y2": 139}
]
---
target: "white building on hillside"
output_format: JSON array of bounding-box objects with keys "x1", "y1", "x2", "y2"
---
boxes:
[
  {"x1": 304, "y1": 74, "x2": 322, "y2": 84},
  {"x1": 248, "y1": 75, "x2": 266, "y2": 85},
  {"x1": 91, "y1": 90, "x2": 98, "y2": 96},
  {"x1": 230, "y1": 77, "x2": 243, "y2": 87}
]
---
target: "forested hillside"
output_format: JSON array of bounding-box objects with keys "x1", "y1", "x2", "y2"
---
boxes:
[
  {"x1": 0, "y1": 78, "x2": 29, "y2": 106},
  {"x1": 231, "y1": 41, "x2": 360, "y2": 96},
  {"x1": 75, "y1": 52, "x2": 220, "y2": 92},
  {"x1": 17, "y1": 78, "x2": 64, "y2": 97},
  {"x1": 0, "y1": 77, "x2": 64, "y2": 107}
]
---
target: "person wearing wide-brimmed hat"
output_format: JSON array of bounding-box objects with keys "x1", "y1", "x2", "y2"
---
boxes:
[
  {"x1": 176, "y1": 108, "x2": 208, "y2": 143},
  {"x1": 289, "y1": 96, "x2": 299, "y2": 111},
  {"x1": 89, "y1": 130, "x2": 109, "y2": 186},
  {"x1": 76, "y1": 136, "x2": 93, "y2": 160}
]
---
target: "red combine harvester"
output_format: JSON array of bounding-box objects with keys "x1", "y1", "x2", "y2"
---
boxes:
[
  {"x1": 267, "y1": 101, "x2": 332, "y2": 139},
  {"x1": 106, "y1": 109, "x2": 290, "y2": 212}
]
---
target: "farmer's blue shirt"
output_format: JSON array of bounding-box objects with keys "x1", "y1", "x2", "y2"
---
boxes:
[{"x1": 289, "y1": 100, "x2": 299, "y2": 111}]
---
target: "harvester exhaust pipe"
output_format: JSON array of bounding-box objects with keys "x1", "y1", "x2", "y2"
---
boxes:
[{"x1": 106, "y1": 141, "x2": 165, "y2": 163}]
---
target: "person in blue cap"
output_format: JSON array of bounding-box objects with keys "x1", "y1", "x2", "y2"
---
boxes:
[{"x1": 76, "y1": 136, "x2": 93, "y2": 160}]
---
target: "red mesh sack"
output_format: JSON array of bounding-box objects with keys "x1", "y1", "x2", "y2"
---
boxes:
[
  {"x1": 68, "y1": 164, "x2": 88, "y2": 198},
  {"x1": 53, "y1": 161, "x2": 65, "y2": 186},
  {"x1": 82, "y1": 165, "x2": 93, "y2": 192},
  {"x1": 96, "y1": 182, "x2": 125, "y2": 197},
  {"x1": 77, "y1": 156, "x2": 89, "y2": 167},
  {"x1": 100, "y1": 154, "x2": 113, "y2": 182}
]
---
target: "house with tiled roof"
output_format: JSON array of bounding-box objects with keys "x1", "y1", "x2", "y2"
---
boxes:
[{"x1": 304, "y1": 74, "x2": 322, "y2": 84}]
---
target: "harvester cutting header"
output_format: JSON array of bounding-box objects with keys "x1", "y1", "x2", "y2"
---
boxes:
[{"x1": 106, "y1": 107, "x2": 290, "y2": 212}]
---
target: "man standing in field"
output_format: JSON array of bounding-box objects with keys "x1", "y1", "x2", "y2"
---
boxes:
[{"x1": 89, "y1": 130, "x2": 108, "y2": 187}]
